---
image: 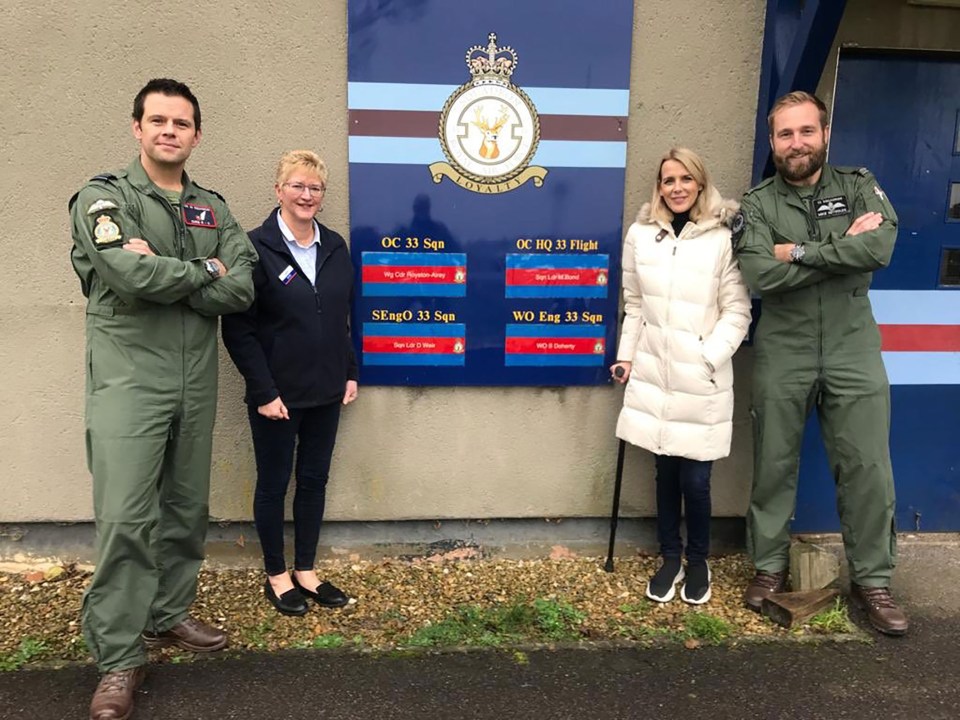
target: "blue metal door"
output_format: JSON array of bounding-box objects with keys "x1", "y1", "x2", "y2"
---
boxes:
[{"x1": 793, "y1": 49, "x2": 960, "y2": 532}]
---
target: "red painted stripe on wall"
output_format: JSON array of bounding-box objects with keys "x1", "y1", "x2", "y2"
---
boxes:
[
  {"x1": 880, "y1": 325, "x2": 960, "y2": 352},
  {"x1": 348, "y1": 109, "x2": 626, "y2": 141}
]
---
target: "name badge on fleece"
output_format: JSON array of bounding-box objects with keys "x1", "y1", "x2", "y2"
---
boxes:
[
  {"x1": 183, "y1": 203, "x2": 217, "y2": 228},
  {"x1": 814, "y1": 196, "x2": 849, "y2": 219},
  {"x1": 278, "y1": 265, "x2": 297, "y2": 285}
]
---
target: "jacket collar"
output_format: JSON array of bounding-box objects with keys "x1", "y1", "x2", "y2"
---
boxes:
[
  {"x1": 258, "y1": 207, "x2": 340, "y2": 266},
  {"x1": 124, "y1": 157, "x2": 200, "y2": 200}
]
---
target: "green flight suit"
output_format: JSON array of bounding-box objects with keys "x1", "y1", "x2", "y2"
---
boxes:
[
  {"x1": 69, "y1": 158, "x2": 257, "y2": 672},
  {"x1": 735, "y1": 164, "x2": 898, "y2": 587}
]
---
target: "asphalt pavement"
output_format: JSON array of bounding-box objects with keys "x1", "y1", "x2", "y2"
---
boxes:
[{"x1": 1, "y1": 539, "x2": 957, "y2": 720}]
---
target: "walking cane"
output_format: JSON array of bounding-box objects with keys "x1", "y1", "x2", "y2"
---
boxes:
[{"x1": 604, "y1": 365, "x2": 627, "y2": 572}]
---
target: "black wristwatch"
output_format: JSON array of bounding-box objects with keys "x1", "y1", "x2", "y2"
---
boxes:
[
  {"x1": 789, "y1": 244, "x2": 806, "y2": 264},
  {"x1": 203, "y1": 259, "x2": 221, "y2": 279}
]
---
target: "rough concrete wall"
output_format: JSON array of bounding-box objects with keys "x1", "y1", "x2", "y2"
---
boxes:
[
  {"x1": 819, "y1": 0, "x2": 960, "y2": 107},
  {"x1": 0, "y1": 0, "x2": 765, "y2": 522}
]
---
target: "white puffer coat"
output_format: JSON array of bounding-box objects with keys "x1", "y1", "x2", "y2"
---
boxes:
[{"x1": 615, "y1": 189, "x2": 751, "y2": 461}]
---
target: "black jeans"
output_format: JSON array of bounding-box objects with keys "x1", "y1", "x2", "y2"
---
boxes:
[
  {"x1": 247, "y1": 402, "x2": 341, "y2": 576},
  {"x1": 654, "y1": 455, "x2": 713, "y2": 564}
]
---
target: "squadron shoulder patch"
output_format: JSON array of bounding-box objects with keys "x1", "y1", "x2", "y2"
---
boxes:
[
  {"x1": 183, "y1": 203, "x2": 217, "y2": 228},
  {"x1": 730, "y1": 211, "x2": 746, "y2": 249},
  {"x1": 93, "y1": 215, "x2": 122, "y2": 247},
  {"x1": 814, "y1": 196, "x2": 850, "y2": 219},
  {"x1": 86, "y1": 199, "x2": 119, "y2": 215}
]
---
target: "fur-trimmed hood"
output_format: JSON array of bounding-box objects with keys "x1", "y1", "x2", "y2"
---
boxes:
[{"x1": 636, "y1": 185, "x2": 740, "y2": 234}]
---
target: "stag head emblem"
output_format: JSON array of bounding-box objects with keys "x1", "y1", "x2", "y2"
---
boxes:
[{"x1": 471, "y1": 105, "x2": 510, "y2": 159}]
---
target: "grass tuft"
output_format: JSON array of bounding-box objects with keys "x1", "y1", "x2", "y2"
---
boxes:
[
  {"x1": 311, "y1": 634, "x2": 345, "y2": 649},
  {"x1": 683, "y1": 612, "x2": 732, "y2": 644},
  {"x1": 808, "y1": 599, "x2": 854, "y2": 634},
  {"x1": 403, "y1": 598, "x2": 585, "y2": 648},
  {"x1": 0, "y1": 638, "x2": 48, "y2": 671}
]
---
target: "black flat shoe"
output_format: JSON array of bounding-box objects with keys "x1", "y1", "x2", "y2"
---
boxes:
[
  {"x1": 292, "y1": 575, "x2": 350, "y2": 608},
  {"x1": 264, "y1": 579, "x2": 309, "y2": 616}
]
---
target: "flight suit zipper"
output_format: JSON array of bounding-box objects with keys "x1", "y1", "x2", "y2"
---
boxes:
[{"x1": 806, "y1": 195, "x2": 825, "y2": 373}]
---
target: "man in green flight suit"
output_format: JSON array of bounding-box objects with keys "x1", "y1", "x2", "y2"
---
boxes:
[
  {"x1": 735, "y1": 91, "x2": 907, "y2": 636},
  {"x1": 69, "y1": 78, "x2": 257, "y2": 719}
]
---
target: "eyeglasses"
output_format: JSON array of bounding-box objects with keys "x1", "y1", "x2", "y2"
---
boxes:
[{"x1": 283, "y1": 182, "x2": 325, "y2": 195}]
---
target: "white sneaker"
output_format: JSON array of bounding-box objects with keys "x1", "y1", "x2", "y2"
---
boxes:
[
  {"x1": 680, "y1": 562, "x2": 711, "y2": 605},
  {"x1": 645, "y1": 557, "x2": 684, "y2": 603}
]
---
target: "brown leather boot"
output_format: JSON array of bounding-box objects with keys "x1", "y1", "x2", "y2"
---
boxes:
[
  {"x1": 142, "y1": 616, "x2": 228, "y2": 652},
  {"x1": 89, "y1": 666, "x2": 145, "y2": 720},
  {"x1": 744, "y1": 570, "x2": 788, "y2": 612},
  {"x1": 851, "y1": 584, "x2": 909, "y2": 636}
]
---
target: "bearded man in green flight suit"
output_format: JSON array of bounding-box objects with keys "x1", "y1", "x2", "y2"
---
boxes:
[
  {"x1": 734, "y1": 91, "x2": 908, "y2": 636},
  {"x1": 69, "y1": 78, "x2": 257, "y2": 720}
]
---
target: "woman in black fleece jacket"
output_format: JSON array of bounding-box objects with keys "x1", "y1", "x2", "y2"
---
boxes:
[{"x1": 222, "y1": 150, "x2": 357, "y2": 617}]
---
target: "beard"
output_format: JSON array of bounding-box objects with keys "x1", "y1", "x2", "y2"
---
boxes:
[{"x1": 773, "y1": 143, "x2": 827, "y2": 183}]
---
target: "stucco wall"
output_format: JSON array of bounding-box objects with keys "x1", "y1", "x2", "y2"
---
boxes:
[{"x1": 0, "y1": 0, "x2": 766, "y2": 523}]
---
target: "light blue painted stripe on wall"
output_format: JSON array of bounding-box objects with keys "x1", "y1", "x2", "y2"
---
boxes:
[
  {"x1": 348, "y1": 136, "x2": 626, "y2": 168},
  {"x1": 348, "y1": 82, "x2": 630, "y2": 116},
  {"x1": 882, "y1": 352, "x2": 960, "y2": 385},
  {"x1": 870, "y1": 290, "x2": 960, "y2": 325}
]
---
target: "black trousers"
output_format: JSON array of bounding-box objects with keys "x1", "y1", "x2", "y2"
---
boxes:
[
  {"x1": 247, "y1": 402, "x2": 341, "y2": 576},
  {"x1": 654, "y1": 455, "x2": 713, "y2": 564}
]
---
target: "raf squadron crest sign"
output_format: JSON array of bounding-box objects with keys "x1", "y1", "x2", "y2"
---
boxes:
[{"x1": 430, "y1": 33, "x2": 547, "y2": 194}]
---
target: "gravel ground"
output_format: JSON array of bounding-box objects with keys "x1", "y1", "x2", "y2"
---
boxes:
[{"x1": 0, "y1": 555, "x2": 850, "y2": 669}]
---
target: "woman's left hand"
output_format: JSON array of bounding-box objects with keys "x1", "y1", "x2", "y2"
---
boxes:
[{"x1": 343, "y1": 380, "x2": 359, "y2": 405}]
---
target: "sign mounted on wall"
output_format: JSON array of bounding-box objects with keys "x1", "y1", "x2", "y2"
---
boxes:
[{"x1": 347, "y1": 0, "x2": 634, "y2": 385}]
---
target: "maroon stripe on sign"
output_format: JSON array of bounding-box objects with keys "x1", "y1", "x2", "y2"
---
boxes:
[{"x1": 349, "y1": 110, "x2": 626, "y2": 141}]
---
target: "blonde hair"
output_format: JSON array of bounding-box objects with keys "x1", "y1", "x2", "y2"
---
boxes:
[
  {"x1": 648, "y1": 147, "x2": 712, "y2": 224},
  {"x1": 767, "y1": 91, "x2": 829, "y2": 134},
  {"x1": 275, "y1": 150, "x2": 328, "y2": 188}
]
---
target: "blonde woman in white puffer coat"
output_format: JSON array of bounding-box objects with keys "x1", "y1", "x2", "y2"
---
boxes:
[{"x1": 611, "y1": 147, "x2": 751, "y2": 605}]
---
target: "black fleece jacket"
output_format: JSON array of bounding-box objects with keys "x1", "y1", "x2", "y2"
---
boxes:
[{"x1": 222, "y1": 208, "x2": 358, "y2": 408}]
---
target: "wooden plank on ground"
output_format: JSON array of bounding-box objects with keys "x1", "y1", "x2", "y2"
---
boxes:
[{"x1": 761, "y1": 588, "x2": 839, "y2": 628}]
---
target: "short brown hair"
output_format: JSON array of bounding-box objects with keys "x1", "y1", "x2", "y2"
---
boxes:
[
  {"x1": 275, "y1": 150, "x2": 328, "y2": 188},
  {"x1": 767, "y1": 91, "x2": 828, "y2": 135}
]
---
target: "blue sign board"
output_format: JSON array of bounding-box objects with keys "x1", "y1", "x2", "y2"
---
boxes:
[{"x1": 347, "y1": 0, "x2": 635, "y2": 385}]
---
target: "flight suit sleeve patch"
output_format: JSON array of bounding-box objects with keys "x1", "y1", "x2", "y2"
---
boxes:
[
  {"x1": 183, "y1": 203, "x2": 218, "y2": 228},
  {"x1": 92, "y1": 214, "x2": 123, "y2": 249},
  {"x1": 730, "y1": 211, "x2": 746, "y2": 250}
]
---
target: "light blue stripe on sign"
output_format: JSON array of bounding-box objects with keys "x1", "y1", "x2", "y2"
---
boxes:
[
  {"x1": 507, "y1": 254, "x2": 609, "y2": 269},
  {"x1": 364, "y1": 323, "x2": 466, "y2": 337},
  {"x1": 363, "y1": 252, "x2": 466, "y2": 267},
  {"x1": 506, "y1": 324, "x2": 606, "y2": 338},
  {"x1": 364, "y1": 283, "x2": 466, "y2": 297},
  {"x1": 504, "y1": 354, "x2": 605, "y2": 367},
  {"x1": 364, "y1": 353, "x2": 465, "y2": 366},
  {"x1": 506, "y1": 286, "x2": 607, "y2": 299},
  {"x1": 348, "y1": 137, "x2": 626, "y2": 168},
  {"x1": 870, "y1": 290, "x2": 960, "y2": 325},
  {"x1": 882, "y1": 352, "x2": 960, "y2": 385},
  {"x1": 348, "y1": 82, "x2": 630, "y2": 116}
]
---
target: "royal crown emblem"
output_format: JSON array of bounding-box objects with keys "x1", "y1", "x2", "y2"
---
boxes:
[{"x1": 429, "y1": 33, "x2": 547, "y2": 194}]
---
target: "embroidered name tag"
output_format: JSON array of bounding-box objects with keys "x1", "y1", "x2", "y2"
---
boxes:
[
  {"x1": 183, "y1": 203, "x2": 217, "y2": 228},
  {"x1": 278, "y1": 265, "x2": 297, "y2": 285},
  {"x1": 814, "y1": 196, "x2": 849, "y2": 219}
]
